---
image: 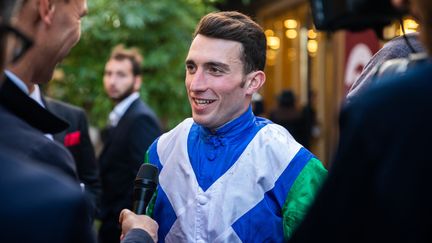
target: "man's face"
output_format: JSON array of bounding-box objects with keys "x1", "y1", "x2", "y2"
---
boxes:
[
  {"x1": 103, "y1": 58, "x2": 139, "y2": 102},
  {"x1": 50, "y1": 0, "x2": 87, "y2": 62},
  {"x1": 185, "y1": 34, "x2": 251, "y2": 130},
  {"x1": 20, "y1": 0, "x2": 88, "y2": 84}
]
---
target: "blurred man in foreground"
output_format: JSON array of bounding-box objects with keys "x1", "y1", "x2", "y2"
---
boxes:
[
  {"x1": 1, "y1": 0, "x2": 87, "y2": 182},
  {"x1": 290, "y1": 0, "x2": 432, "y2": 242},
  {"x1": 0, "y1": 0, "x2": 157, "y2": 242},
  {"x1": 0, "y1": 0, "x2": 94, "y2": 242}
]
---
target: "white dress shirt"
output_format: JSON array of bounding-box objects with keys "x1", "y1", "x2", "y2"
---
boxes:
[
  {"x1": 5, "y1": 70, "x2": 53, "y2": 140},
  {"x1": 108, "y1": 92, "x2": 140, "y2": 127}
]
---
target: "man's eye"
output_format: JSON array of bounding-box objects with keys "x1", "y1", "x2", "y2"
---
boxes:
[
  {"x1": 186, "y1": 65, "x2": 196, "y2": 73},
  {"x1": 209, "y1": 67, "x2": 223, "y2": 75}
]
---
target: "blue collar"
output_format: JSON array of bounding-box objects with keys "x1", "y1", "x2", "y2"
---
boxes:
[{"x1": 199, "y1": 106, "x2": 255, "y2": 147}]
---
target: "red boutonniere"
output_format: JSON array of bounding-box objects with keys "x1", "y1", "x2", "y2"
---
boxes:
[{"x1": 64, "y1": 131, "x2": 81, "y2": 147}]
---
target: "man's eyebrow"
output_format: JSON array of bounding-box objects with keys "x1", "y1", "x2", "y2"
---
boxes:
[
  {"x1": 185, "y1": 60, "x2": 195, "y2": 65},
  {"x1": 204, "y1": 62, "x2": 230, "y2": 71}
]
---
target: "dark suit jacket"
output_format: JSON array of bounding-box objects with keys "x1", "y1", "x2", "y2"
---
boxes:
[
  {"x1": 0, "y1": 150, "x2": 95, "y2": 243},
  {"x1": 0, "y1": 77, "x2": 94, "y2": 242},
  {"x1": 0, "y1": 128, "x2": 150, "y2": 243},
  {"x1": 0, "y1": 77, "x2": 78, "y2": 180},
  {"x1": 0, "y1": 78, "x2": 151, "y2": 243},
  {"x1": 45, "y1": 97, "x2": 102, "y2": 215},
  {"x1": 99, "y1": 98, "x2": 161, "y2": 219},
  {"x1": 289, "y1": 62, "x2": 432, "y2": 242}
]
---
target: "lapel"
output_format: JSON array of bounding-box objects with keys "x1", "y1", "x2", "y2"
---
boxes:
[
  {"x1": 43, "y1": 96, "x2": 68, "y2": 144},
  {"x1": 0, "y1": 77, "x2": 68, "y2": 134}
]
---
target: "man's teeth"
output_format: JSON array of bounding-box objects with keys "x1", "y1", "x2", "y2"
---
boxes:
[{"x1": 196, "y1": 99, "x2": 214, "y2": 104}]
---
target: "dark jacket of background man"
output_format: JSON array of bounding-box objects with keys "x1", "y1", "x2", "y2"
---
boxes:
[
  {"x1": 45, "y1": 97, "x2": 102, "y2": 216},
  {"x1": 99, "y1": 98, "x2": 161, "y2": 241}
]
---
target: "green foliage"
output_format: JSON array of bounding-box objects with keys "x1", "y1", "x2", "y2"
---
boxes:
[{"x1": 47, "y1": 0, "x2": 219, "y2": 130}]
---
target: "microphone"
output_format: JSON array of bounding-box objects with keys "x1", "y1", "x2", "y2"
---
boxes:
[{"x1": 133, "y1": 163, "x2": 159, "y2": 215}]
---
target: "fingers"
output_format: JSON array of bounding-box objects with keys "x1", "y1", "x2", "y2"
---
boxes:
[{"x1": 119, "y1": 208, "x2": 132, "y2": 224}]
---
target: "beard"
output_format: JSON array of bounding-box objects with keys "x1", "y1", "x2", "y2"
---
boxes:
[{"x1": 111, "y1": 82, "x2": 136, "y2": 103}]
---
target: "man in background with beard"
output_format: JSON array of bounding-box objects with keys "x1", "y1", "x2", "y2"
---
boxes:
[{"x1": 98, "y1": 44, "x2": 161, "y2": 243}]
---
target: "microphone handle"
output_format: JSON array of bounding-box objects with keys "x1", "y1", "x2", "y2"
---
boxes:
[{"x1": 133, "y1": 187, "x2": 155, "y2": 214}]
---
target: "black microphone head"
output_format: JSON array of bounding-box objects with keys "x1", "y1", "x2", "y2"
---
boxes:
[
  {"x1": 133, "y1": 163, "x2": 159, "y2": 214},
  {"x1": 136, "y1": 163, "x2": 159, "y2": 184}
]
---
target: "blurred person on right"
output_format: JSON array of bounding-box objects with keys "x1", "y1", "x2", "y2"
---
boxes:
[
  {"x1": 347, "y1": 32, "x2": 425, "y2": 100},
  {"x1": 289, "y1": 0, "x2": 432, "y2": 242}
]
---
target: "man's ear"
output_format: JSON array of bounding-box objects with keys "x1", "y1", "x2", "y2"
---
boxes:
[
  {"x1": 39, "y1": 0, "x2": 55, "y2": 25},
  {"x1": 134, "y1": 76, "x2": 142, "y2": 92},
  {"x1": 245, "y1": 70, "x2": 265, "y2": 95}
]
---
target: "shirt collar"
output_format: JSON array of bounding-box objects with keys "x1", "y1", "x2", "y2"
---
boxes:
[
  {"x1": 109, "y1": 92, "x2": 140, "y2": 126},
  {"x1": 199, "y1": 106, "x2": 255, "y2": 146},
  {"x1": 4, "y1": 70, "x2": 29, "y2": 94},
  {"x1": 29, "y1": 85, "x2": 46, "y2": 108}
]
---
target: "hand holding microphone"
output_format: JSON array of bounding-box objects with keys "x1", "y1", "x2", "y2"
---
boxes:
[
  {"x1": 119, "y1": 209, "x2": 159, "y2": 242},
  {"x1": 119, "y1": 163, "x2": 159, "y2": 242}
]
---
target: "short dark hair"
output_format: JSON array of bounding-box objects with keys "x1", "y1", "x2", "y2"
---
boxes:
[
  {"x1": 109, "y1": 44, "x2": 143, "y2": 76},
  {"x1": 193, "y1": 11, "x2": 266, "y2": 74}
]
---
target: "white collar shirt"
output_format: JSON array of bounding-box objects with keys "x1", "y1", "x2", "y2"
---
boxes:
[
  {"x1": 5, "y1": 70, "x2": 54, "y2": 140},
  {"x1": 109, "y1": 92, "x2": 140, "y2": 127}
]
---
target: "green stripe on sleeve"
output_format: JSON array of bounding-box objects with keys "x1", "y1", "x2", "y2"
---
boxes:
[{"x1": 282, "y1": 157, "x2": 327, "y2": 240}]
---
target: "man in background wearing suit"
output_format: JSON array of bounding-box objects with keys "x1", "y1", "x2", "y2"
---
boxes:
[
  {"x1": 43, "y1": 91, "x2": 101, "y2": 218},
  {"x1": 25, "y1": 81, "x2": 102, "y2": 218},
  {"x1": 99, "y1": 44, "x2": 162, "y2": 243}
]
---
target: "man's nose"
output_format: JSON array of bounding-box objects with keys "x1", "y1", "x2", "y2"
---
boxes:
[{"x1": 189, "y1": 69, "x2": 207, "y2": 91}]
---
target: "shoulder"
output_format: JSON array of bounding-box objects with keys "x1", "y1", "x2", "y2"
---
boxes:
[
  {"x1": 350, "y1": 62, "x2": 432, "y2": 109},
  {"x1": 157, "y1": 118, "x2": 193, "y2": 143},
  {"x1": 343, "y1": 62, "x2": 432, "y2": 132},
  {"x1": 131, "y1": 99, "x2": 156, "y2": 116},
  {"x1": 257, "y1": 123, "x2": 298, "y2": 144},
  {"x1": 46, "y1": 98, "x2": 85, "y2": 117},
  {"x1": 127, "y1": 100, "x2": 160, "y2": 123}
]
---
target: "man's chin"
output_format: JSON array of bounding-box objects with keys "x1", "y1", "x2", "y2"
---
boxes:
[{"x1": 110, "y1": 95, "x2": 123, "y2": 103}]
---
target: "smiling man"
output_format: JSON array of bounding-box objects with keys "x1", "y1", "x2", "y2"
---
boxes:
[{"x1": 145, "y1": 11, "x2": 327, "y2": 242}]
